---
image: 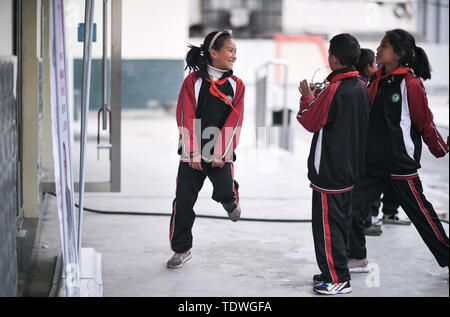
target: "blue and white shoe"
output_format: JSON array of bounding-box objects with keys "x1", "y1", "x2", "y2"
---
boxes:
[{"x1": 313, "y1": 281, "x2": 352, "y2": 295}]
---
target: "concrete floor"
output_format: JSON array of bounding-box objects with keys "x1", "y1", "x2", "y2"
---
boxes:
[{"x1": 24, "y1": 109, "x2": 449, "y2": 297}]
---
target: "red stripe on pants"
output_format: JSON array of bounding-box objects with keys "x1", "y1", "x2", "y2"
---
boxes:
[
  {"x1": 169, "y1": 201, "x2": 176, "y2": 249},
  {"x1": 408, "y1": 179, "x2": 448, "y2": 246},
  {"x1": 230, "y1": 163, "x2": 239, "y2": 204},
  {"x1": 322, "y1": 193, "x2": 338, "y2": 283}
]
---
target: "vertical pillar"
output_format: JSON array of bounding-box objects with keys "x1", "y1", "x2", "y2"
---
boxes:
[
  {"x1": 110, "y1": 0, "x2": 121, "y2": 192},
  {"x1": 21, "y1": 0, "x2": 42, "y2": 218},
  {"x1": 41, "y1": 0, "x2": 54, "y2": 187}
]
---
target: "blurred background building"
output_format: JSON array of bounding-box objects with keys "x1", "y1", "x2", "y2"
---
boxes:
[{"x1": 0, "y1": 0, "x2": 448, "y2": 296}]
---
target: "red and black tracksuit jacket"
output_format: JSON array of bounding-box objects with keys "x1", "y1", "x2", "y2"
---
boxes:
[
  {"x1": 298, "y1": 67, "x2": 369, "y2": 193},
  {"x1": 366, "y1": 67, "x2": 448, "y2": 176},
  {"x1": 170, "y1": 69, "x2": 245, "y2": 253},
  {"x1": 176, "y1": 69, "x2": 245, "y2": 162},
  {"x1": 350, "y1": 66, "x2": 449, "y2": 267},
  {"x1": 297, "y1": 67, "x2": 370, "y2": 283}
]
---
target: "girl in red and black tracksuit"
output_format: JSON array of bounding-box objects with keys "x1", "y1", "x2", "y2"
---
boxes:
[
  {"x1": 356, "y1": 49, "x2": 402, "y2": 228},
  {"x1": 298, "y1": 34, "x2": 369, "y2": 293},
  {"x1": 350, "y1": 29, "x2": 449, "y2": 268},
  {"x1": 167, "y1": 30, "x2": 245, "y2": 268}
]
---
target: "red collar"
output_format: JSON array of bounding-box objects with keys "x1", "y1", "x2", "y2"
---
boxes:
[
  {"x1": 369, "y1": 66, "x2": 411, "y2": 108},
  {"x1": 374, "y1": 66, "x2": 411, "y2": 81},
  {"x1": 329, "y1": 71, "x2": 360, "y2": 83}
]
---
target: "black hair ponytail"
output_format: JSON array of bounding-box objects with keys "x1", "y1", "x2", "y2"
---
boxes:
[
  {"x1": 185, "y1": 44, "x2": 206, "y2": 73},
  {"x1": 385, "y1": 29, "x2": 432, "y2": 80},
  {"x1": 185, "y1": 30, "x2": 232, "y2": 73},
  {"x1": 412, "y1": 46, "x2": 431, "y2": 80}
]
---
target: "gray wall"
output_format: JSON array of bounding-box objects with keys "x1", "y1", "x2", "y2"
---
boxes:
[
  {"x1": 73, "y1": 59, "x2": 184, "y2": 111},
  {"x1": 417, "y1": 0, "x2": 449, "y2": 43},
  {"x1": 0, "y1": 57, "x2": 18, "y2": 297}
]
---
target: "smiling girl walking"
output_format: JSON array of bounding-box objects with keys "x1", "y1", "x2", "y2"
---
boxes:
[{"x1": 167, "y1": 30, "x2": 245, "y2": 269}]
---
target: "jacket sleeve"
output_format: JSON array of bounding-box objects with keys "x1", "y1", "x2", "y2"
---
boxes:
[
  {"x1": 176, "y1": 74, "x2": 200, "y2": 159},
  {"x1": 296, "y1": 82, "x2": 340, "y2": 133},
  {"x1": 213, "y1": 79, "x2": 245, "y2": 162},
  {"x1": 405, "y1": 74, "x2": 449, "y2": 158}
]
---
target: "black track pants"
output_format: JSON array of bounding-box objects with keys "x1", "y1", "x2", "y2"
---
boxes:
[
  {"x1": 312, "y1": 189, "x2": 353, "y2": 283},
  {"x1": 350, "y1": 172, "x2": 449, "y2": 267},
  {"x1": 381, "y1": 185, "x2": 399, "y2": 215},
  {"x1": 169, "y1": 161, "x2": 239, "y2": 253},
  {"x1": 369, "y1": 184, "x2": 399, "y2": 219}
]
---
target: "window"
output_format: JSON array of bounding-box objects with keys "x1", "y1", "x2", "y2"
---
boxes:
[{"x1": 190, "y1": 0, "x2": 282, "y2": 38}]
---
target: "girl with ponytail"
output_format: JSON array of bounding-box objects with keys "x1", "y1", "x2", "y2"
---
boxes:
[
  {"x1": 167, "y1": 30, "x2": 246, "y2": 268},
  {"x1": 349, "y1": 29, "x2": 449, "y2": 272}
]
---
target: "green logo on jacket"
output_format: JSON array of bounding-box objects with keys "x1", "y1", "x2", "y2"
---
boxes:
[{"x1": 391, "y1": 93, "x2": 401, "y2": 103}]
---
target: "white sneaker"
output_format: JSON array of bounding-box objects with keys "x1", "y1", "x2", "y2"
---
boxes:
[
  {"x1": 348, "y1": 258, "x2": 369, "y2": 273},
  {"x1": 167, "y1": 249, "x2": 192, "y2": 269},
  {"x1": 222, "y1": 202, "x2": 241, "y2": 222},
  {"x1": 228, "y1": 204, "x2": 241, "y2": 222}
]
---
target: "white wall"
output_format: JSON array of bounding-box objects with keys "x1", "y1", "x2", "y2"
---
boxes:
[
  {"x1": 62, "y1": 0, "x2": 447, "y2": 117},
  {"x1": 122, "y1": 0, "x2": 189, "y2": 59},
  {"x1": 66, "y1": 0, "x2": 189, "y2": 59},
  {"x1": 282, "y1": 0, "x2": 417, "y2": 35},
  {"x1": 0, "y1": 0, "x2": 13, "y2": 56}
]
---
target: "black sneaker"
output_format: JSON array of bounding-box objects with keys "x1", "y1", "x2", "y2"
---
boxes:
[
  {"x1": 364, "y1": 224, "x2": 383, "y2": 236},
  {"x1": 313, "y1": 273, "x2": 324, "y2": 284},
  {"x1": 313, "y1": 281, "x2": 352, "y2": 295}
]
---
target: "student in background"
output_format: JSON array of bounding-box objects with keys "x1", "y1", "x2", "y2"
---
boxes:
[{"x1": 355, "y1": 48, "x2": 377, "y2": 83}]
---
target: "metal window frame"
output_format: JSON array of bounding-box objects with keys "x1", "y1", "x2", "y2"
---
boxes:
[{"x1": 42, "y1": 0, "x2": 121, "y2": 194}]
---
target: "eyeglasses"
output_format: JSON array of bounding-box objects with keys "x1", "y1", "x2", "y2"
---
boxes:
[{"x1": 310, "y1": 67, "x2": 327, "y2": 89}]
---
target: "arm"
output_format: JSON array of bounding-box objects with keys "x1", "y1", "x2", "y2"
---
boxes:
[
  {"x1": 405, "y1": 75, "x2": 449, "y2": 158},
  {"x1": 176, "y1": 74, "x2": 201, "y2": 164},
  {"x1": 213, "y1": 79, "x2": 245, "y2": 163},
  {"x1": 296, "y1": 80, "x2": 340, "y2": 133}
]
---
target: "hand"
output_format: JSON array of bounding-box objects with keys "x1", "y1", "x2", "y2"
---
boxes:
[
  {"x1": 298, "y1": 79, "x2": 317, "y2": 97},
  {"x1": 188, "y1": 154, "x2": 203, "y2": 171},
  {"x1": 211, "y1": 156, "x2": 225, "y2": 168}
]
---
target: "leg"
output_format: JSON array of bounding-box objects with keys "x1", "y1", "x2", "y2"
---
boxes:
[
  {"x1": 381, "y1": 184, "x2": 400, "y2": 216},
  {"x1": 349, "y1": 173, "x2": 386, "y2": 259},
  {"x1": 205, "y1": 162, "x2": 241, "y2": 221},
  {"x1": 169, "y1": 162, "x2": 206, "y2": 253},
  {"x1": 312, "y1": 190, "x2": 353, "y2": 283},
  {"x1": 371, "y1": 198, "x2": 381, "y2": 219},
  {"x1": 390, "y1": 175, "x2": 449, "y2": 267},
  {"x1": 205, "y1": 162, "x2": 239, "y2": 205}
]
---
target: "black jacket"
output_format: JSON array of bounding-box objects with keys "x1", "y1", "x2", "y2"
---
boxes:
[
  {"x1": 297, "y1": 67, "x2": 369, "y2": 192},
  {"x1": 366, "y1": 67, "x2": 448, "y2": 177}
]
